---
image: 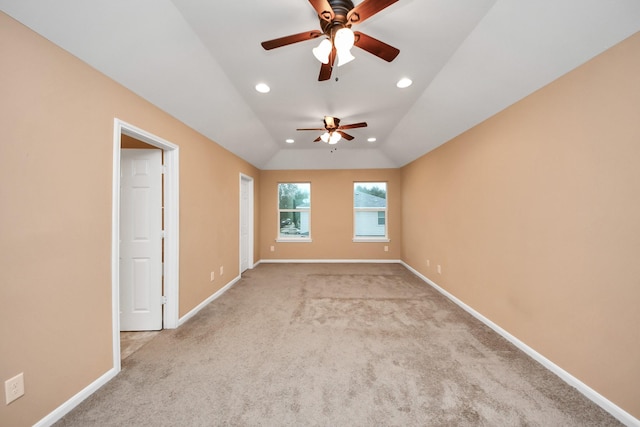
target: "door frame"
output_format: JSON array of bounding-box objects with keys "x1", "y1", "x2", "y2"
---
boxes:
[
  {"x1": 112, "y1": 118, "x2": 180, "y2": 370},
  {"x1": 239, "y1": 173, "x2": 254, "y2": 272}
]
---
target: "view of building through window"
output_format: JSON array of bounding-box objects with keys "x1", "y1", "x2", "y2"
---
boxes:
[
  {"x1": 278, "y1": 183, "x2": 311, "y2": 239},
  {"x1": 354, "y1": 182, "x2": 387, "y2": 239}
]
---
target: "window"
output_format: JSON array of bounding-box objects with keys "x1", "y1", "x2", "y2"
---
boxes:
[
  {"x1": 278, "y1": 183, "x2": 311, "y2": 241},
  {"x1": 354, "y1": 182, "x2": 388, "y2": 241}
]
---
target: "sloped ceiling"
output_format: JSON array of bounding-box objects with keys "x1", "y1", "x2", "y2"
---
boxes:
[{"x1": 2, "y1": 0, "x2": 639, "y2": 169}]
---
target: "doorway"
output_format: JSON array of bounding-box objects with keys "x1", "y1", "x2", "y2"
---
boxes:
[
  {"x1": 240, "y1": 174, "x2": 254, "y2": 273},
  {"x1": 112, "y1": 119, "x2": 179, "y2": 371},
  {"x1": 120, "y1": 146, "x2": 163, "y2": 331}
]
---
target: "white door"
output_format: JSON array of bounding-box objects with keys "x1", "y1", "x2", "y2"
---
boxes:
[
  {"x1": 240, "y1": 176, "x2": 253, "y2": 273},
  {"x1": 120, "y1": 149, "x2": 163, "y2": 331}
]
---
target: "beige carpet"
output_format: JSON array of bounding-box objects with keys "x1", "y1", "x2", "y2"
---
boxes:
[{"x1": 55, "y1": 263, "x2": 620, "y2": 426}]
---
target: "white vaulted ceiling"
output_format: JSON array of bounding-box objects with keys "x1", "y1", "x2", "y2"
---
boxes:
[{"x1": 2, "y1": 0, "x2": 639, "y2": 169}]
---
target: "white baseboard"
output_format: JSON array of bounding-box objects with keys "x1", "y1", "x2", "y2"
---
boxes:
[
  {"x1": 257, "y1": 258, "x2": 402, "y2": 264},
  {"x1": 401, "y1": 261, "x2": 639, "y2": 427},
  {"x1": 178, "y1": 274, "x2": 241, "y2": 326},
  {"x1": 34, "y1": 368, "x2": 118, "y2": 427}
]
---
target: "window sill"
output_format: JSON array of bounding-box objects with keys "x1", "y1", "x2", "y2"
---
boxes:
[
  {"x1": 353, "y1": 238, "x2": 390, "y2": 243},
  {"x1": 276, "y1": 238, "x2": 313, "y2": 243}
]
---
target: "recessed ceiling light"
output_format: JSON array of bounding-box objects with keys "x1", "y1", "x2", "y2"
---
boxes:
[
  {"x1": 255, "y1": 83, "x2": 270, "y2": 93},
  {"x1": 367, "y1": 137, "x2": 377, "y2": 142},
  {"x1": 286, "y1": 139, "x2": 294, "y2": 144},
  {"x1": 396, "y1": 78, "x2": 412, "y2": 89}
]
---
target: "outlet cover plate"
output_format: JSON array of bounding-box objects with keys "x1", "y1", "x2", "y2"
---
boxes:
[{"x1": 5, "y1": 373, "x2": 24, "y2": 404}]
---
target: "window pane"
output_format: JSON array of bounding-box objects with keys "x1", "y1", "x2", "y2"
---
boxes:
[
  {"x1": 280, "y1": 212, "x2": 296, "y2": 235},
  {"x1": 279, "y1": 212, "x2": 310, "y2": 237},
  {"x1": 278, "y1": 183, "x2": 311, "y2": 239},
  {"x1": 354, "y1": 182, "x2": 387, "y2": 238},
  {"x1": 354, "y1": 182, "x2": 386, "y2": 207},
  {"x1": 279, "y1": 183, "x2": 310, "y2": 209},
  {"x1": 355, "y1": 211, "x2": 385, "y2": 236}
]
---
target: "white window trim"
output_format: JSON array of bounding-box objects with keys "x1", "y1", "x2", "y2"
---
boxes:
[
  {"x1": 277, "y1": 238, "x2": 313, "y2": 243},
  {"x1": 353, "y1": 237, "x2": 390, "y2": 243}
]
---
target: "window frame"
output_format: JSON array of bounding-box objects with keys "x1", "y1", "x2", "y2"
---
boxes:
[
  {"x1": 353, "y1": 181, "x2": 389, "y2": 242},
  {"x1": 276, "y1": 182, "x2": 312, "y2": 242}
]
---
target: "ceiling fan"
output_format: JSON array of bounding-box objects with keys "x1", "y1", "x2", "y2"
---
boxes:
[
  {"x1": 297, "y1": 116, "x2": 368, "y2": 144},
  {"x1": 261, "y1": 0, "x2": 400, "y2": 81}
]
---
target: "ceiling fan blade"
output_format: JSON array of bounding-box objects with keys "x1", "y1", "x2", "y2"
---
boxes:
[
  {"x1": 347, "y1": 0, "x2": 398, "y2": 25},
  {"x1": 261, "y1": 30, "x2": 323, "y2": 50},
  {"x1": 318, "y1": 45, "x2": 336, "y2": 81},
  {"x1": 353, "y1": 32, "x2": 399, "y2": 62},
  {"x1": 318, "y1": 62, "x2": 332, "y2": 81},
  {"x1": 308, "y1": 0, "x2": 335, "y2": 22},
  {"x1": 339, "y1": 121, "x2": 368, "y2": 130},
  {"x1": 297, "y1": 128, "x2": 326, "y2": 131},
  {"x1": 313, "y1": 136, "x2": 322, "y2": 142},
  {"x1": 337, "y1": 131, "x2": 354, "y2": 141}
]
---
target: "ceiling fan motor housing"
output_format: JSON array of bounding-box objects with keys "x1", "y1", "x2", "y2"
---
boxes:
[
  {"x1": 320, "y1": 0, "x2": 355, "y2": 36},
  {"x1": 323, "y1": 116, "x2": 340, "y2": 131}
]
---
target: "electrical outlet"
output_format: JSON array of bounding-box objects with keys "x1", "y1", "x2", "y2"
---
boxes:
[
  {"x1": 220, "y1": 266, "x2": 224, "y2": 276},
  {"x1": 210, "y1": 271, "x2": 215, "y2": 281},
  {"x1": 384, "y1": 245, "x2": 389, "y2": 252},
  {"x1": 427, "y1": 259, "x2": 430, "y2": 267},
  {"x1": 5, "y1": 373, "x2": 24, "y2": 405},
  {"x1": 270, "y1": 245, "x2": 275, "y2": 252},
  {"x1": 437, "y1": 265, "x2": 441, "y2": 274}
]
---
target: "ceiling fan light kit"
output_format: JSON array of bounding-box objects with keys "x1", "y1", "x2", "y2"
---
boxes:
[
  {"x1": 260, "y1": 0, "x2": 399, "y2": 148},
  {"x1": 261, "y1": 0, "x2": 400, "y2": 81},
  {"x1": 321, "y1": 131, "x2": 342, "y2": 144},
  {"x1": 297, "y1": 115, "x2": 368, "y2": 145},
  {"x1": 333, "y1": 27, "x2": 356, "y2": 66},
  {"x1": 334, "y1": 27, "x2": 355, "y2": 51},
  {"x1": 312, "y1": 39, "x2": 333, "y2": 64}
]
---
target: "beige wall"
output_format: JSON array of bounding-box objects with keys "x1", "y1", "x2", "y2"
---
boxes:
[
  {"x1": 259, "y1": 169, "x2": 401, "y2": 260},
  {"x1": 0, "y1": 13, "x2": 259, "y2": 426},
  {"x1": 2, "y1": 9, "x2": 639, "y2": 425},
  {"x1": 401, "y1": 32, "x2": 640, "y2": 418}
]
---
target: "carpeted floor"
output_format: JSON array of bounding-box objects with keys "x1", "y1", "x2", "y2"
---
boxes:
[{"x1": 55, "y1": 263, "x2": 620, "y2": 426}]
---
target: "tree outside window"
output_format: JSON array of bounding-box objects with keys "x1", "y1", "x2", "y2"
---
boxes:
[{"x1": 278, "y1": 183, "x2": 311, "y2": 240}]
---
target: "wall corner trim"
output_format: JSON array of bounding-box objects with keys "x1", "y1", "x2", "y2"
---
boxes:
[{"x1": 401, "y1": 261, "x2": 640, "y2": 427}]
